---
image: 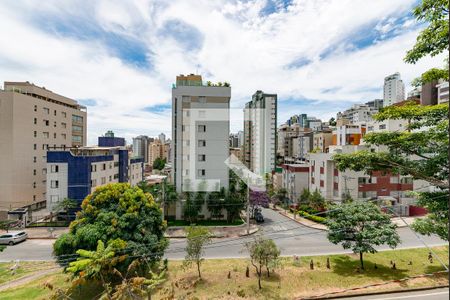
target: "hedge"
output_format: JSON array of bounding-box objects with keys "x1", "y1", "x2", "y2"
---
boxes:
[{"x1": 298, "y1": 210, "x2": 326, "y2": 224}]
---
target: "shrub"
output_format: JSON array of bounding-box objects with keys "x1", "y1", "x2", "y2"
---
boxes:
[{"x1": 298, "y1": 211, "x2": 326, "y2": 223}]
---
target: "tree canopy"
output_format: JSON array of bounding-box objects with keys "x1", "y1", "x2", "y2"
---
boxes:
[
  {"x1": 327, "y1": 201, "x2": 400, "y2": 270},
  {"x1": 404, "y1": 0, "x2": 449, "y2": 64},
  {"x1": 54, "y1": 183, "x2": 168, "y2": 272}
]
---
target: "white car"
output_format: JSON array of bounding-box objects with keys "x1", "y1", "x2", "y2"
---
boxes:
[{"x1": 0, "y1": 231, "x2": 28, "y2": 245}]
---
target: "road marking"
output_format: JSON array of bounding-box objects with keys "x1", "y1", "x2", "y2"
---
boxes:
[{"x1": 372, "y1": 290, "x2": 449, "y2": 300}]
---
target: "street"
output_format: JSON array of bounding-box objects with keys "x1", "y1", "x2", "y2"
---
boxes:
[
  {"x1": 336, "y1": 287, "x2": 449, "y2": 300},
  {"x1": 0, "y1": 208, "x2": 446, "y2": 262}
]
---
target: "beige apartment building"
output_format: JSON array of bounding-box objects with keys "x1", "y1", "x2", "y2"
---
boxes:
[
  {"x1": 148, "y1": 138, "x2": 170, "y2": 165},
  {"x1": 0, "y1": 81, "x2": 87, "y2": 212}
]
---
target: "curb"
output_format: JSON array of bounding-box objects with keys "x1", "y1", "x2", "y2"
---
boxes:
[
  {"x1": 300, "y1": 284, "x2": 449, "y2": 299},
  {"x1": 275, "y1": 208, "x2": 327, "y2": 231}
]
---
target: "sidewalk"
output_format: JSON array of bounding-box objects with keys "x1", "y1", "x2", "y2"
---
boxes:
[
  {"x1": 0, "y1": 227, "x2": 69, "y2": 239},
  {"x1": 166, "y1": 223, "x2": 259, "y2": 238},
  {"x1": 273, "y1": 206, "x2": 327, "y2": 231}
]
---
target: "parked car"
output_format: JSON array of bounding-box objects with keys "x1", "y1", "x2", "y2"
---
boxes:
[
  {"x1": 255, "y1": 212, "x2": 264, "y2": 223},
  {"x1": 0, "y1": 231, "x2": 28, "y2": 245}
]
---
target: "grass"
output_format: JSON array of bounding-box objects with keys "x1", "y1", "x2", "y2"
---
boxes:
[
  {"x1": 0, "y1": 247, "x2": 448, "y2": 299},
  {"x1": 168, "y1": 219, "x2": 244, "y2": 227},
  {"x1": 154, "y1": 246, "x2": 449, "y2": 299},
  {"x1": 0, "y1": 261, "x2": 58, "y2": 285}
]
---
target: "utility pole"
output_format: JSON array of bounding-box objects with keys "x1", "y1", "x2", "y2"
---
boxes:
[
  {"x1": 246, "y1": 174, "x2": 250, "y2": 235},
  {"x1": 161, "y1": 179, "x2": 166, "y2": 221}
]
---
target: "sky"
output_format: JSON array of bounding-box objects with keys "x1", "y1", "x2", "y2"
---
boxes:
[{"x1": 0, "y1": 0, "x2": 445, "y2": 145}]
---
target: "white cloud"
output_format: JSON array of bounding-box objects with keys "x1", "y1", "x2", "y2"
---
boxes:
[{"x1": 0, "y1": 0, "x2": 445, "y2": 144}]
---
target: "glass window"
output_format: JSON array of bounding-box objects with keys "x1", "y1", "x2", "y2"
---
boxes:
[
  {"x1": 51, "y1": 180, "x2": 59, "y2": 188},
  {"x1": 72, "y1": 115, "x2": 83, "y2": 123},
  {"x1": 198, "y1": 154, "x2": 206, "y2": 162},
  {"x1": 72, "y1": 135, "x2": 82, "y2": 143},
  {"x1": 51, "y1": 165, "x2": 59, "y2": 173},
  {"x1": 198, "y1": 169, "x2": 206, "y2": 176},
  {"x1": 198, "y1": 125, "x2": 206, "y2": 132}
]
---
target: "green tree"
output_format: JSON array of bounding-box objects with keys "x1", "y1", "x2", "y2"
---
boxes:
[
  {"x1": 333, "y1": 102, "x2": 449, "y2": 240},
  {"x1": 152, "y1": 157, "x2": 166, "y2": 171},
  {"x1": 411, "y1": 191, "x2": 449, "y2": 241},
  {"x1": 207, "y1": 191, "x2": 224, "y2": 220},
  {"x1": 244, "y1": 235, "x2": 280, "y2": 289},
  {"x1": 309, "y1": 189, "x2": 326, "y2": 211},
  {"x1": 329, "y1": 117, "x2": 337, "y2": 126},
  {"x1": 52, "y1": 198, "x2": 78, "y2": 222},
  {"x1": 66, "y1": 239, "x2": 127, "y2": 295},
  {"x1": 224, "y1": 189, "x2": 246, "y2": 223},
  {"x1": 54, "y1": 183, "x2": 168, "y2": 274},
  {"x1": 275, "y1": 188, "x2": 288, "y2": 206},
  {"x1": 299, "y1": 188, "x2": 311, "y2": 204},
  {"x1": 404, "y1": 0, "x2": 449, "y2": 64},
  {"x1": 327, "y1": 201, "x2": 400, "y2": 270},
  {"x1": 183, "y1": 226, "x2": 212, "y2": 279},
  {"x1": 0, "y1": 220, "x2": 17, "y2": 233}
]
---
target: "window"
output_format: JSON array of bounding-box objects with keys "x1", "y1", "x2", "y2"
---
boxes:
[
  {"x1": 390, "y1": 176, "x2": 399, "y2": 184},
  {"x1": 198, "y1": 125, "x2": 206, "y2": 132},
  {"x1": 50, "y1": 180, "x2": 59, "y2": 188},
  {"x1": 401, "y1": 177, "x2": 413, "y2": 184},
  {"x1": 184, "y1": 169, "x2": 190, "y2": 176},
  {"x1": 198, "y1": 154, "x2": 206, "y2": 162},
  {"x1": 61, "y1": 122, "x2": 67, "y2": 128},
  {"x1": 33, "y1": 156, "x2": 36, "y2": 163},
  {"x1": 102, "y1": 163, "x2": 106, "y2": 170},
  {"x1": 182, "y1": 96, "x2": 190, "y2": 102},
  {"x1": 44, "y1": 120, "x2": 49, "y2": 126},
  {"x1": 109, "y1": 163, "x2": 113, "y2": 169},
  {"x1": 198, "y1": 169, "x2": 206, "y2": 176},
  {"x1": 34, "y1": 131, "x2": 37, "y2": 137},
  {"x1": 109, "y1": 175, "x2": 112, "y2": 182},
  {"x1": 198, "y1": 140, "x2": 206, "y2": 147},
  {"x1": 72, "y1": 125, "x2": 83, "y2": 132},
  {"x1": 53, "y1": 133, "x2": 57, "y2": 138},
  {"x1": 54, "y1": 110, "x2": 57, "y2": 116},
  {"x1": 72, "y1": 115, "x2": 83, "y2": 123},
  {"x1": 62, "y1": 133, "x2": 66, "y2": 139},
  {"x1": 43, "y1": 107, "x2": 50, "y2": 114},
  {"x1": 51, "y1": 195, "x2": 59, "y2": 203},
  {"x1": 62, "y1": 112, "x2": 66, "y2": 118},
  {"x1": 54, "y1": 121, "x2": 57, "y2": 127},
  {"x1": 42, "y1": 144, "x2": 48, "y2": 150},
  {"x1": 379, "y1": 124, "x2": 386, "y2": 130},
  {"x1": 101, "y1": 177, "x2": 106, "y2": 184},
  {"x1": 51, "y1": 165, "x2": 59, "y2": 173},
  {"x1": 34, "y1": 105, "x2": 37, "y2": 112},
  {"x1": 43, "y1": 132, "x2": 49, "y2": 138},
  {"x1": 199, "y1": 96, "x2": 206, "y2": 103},
  {"x1": 91, "y1": 164, "x2": 97, "y2": 172},
  {"x1": 34, "y1": 118, "x2": 37, "y2": 124},
  {"x1": 33, "y1": 169, "x2": 36, "y2": 176},
  {"x1": 72, "y1": 135, "x2": 82, "y2": 143},
  {"x1": 114, "y1": 174, "x2": 119, "y2": 179},
  {"x1": 91, "y1": 179, "x2": 97, "y2": 187}
]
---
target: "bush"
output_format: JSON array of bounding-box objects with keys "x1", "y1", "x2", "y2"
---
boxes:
[{"x1": 298, "y1": 211, "x2": 326, "y2": 223}]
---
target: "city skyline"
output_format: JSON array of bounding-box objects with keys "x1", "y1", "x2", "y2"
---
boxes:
[{"x1": 0, "y1": 0, "x2": 446, "y2": 144}]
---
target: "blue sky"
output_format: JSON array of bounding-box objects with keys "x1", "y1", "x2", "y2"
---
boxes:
[{"x1": 0, "y1": 0, "x2": 444, "y2": 144}]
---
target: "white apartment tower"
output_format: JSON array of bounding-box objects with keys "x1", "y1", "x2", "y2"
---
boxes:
[
  {"x1": 243, "y1": 90, "x2": 277, "y2": 176},
  {"x1": 383, "y1": 72, "x2": 405, "y2": 107},
  {"x1": 0, "y1": 82, "x2": 87, "y2": 211},
  {"x1": 171, "y1": 74, "x2": 230, "y2": 193}
]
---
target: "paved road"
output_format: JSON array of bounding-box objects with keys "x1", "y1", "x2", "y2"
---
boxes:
[
  {"x1": 337, "y1": 287, "x2": 449, "y2": 300},
  {"x1": 0, "y1": 208, "x2": 446, "y2": 262}
]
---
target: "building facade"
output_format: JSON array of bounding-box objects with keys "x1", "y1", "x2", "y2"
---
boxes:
[
  {"x1": 243, "y1": 90, "x2": 277, "y2": 176},
  {"x1": 0, "y1": 81, "x2": 87, "y2": 211},
  {"x1": 281, "y1": 163, "x2": 310, "y2": 203},
  {"x1": 171, "y1": 74, "x2": 230, "y2": 193},
  {"x1": 132, "y1": 135, "x2": 152, "y2": 164},
  {"x1": 383, "y1": 72, "x2": 405, "y2": 107},
  {"x1": 437, "y1": 81, "x2": 449, "y2": 104},
  {"x1": 46, "y1": 136, "x2": 143, "y2": 211}
]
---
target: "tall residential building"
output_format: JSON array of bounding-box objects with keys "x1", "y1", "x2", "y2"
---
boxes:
[
  {"x1": 46, "y1": 135, "x2": 143, "y2": 211},
  {"x1": 148, "y1": 138, "x2": 170, "y2": 166},
  {"x1": 383, "y1": 72, "x2": 405, "y2": 107},
  {"x1": 229, "y1": 133, "x2": 239, "y2": 148},
  {"x1": 337, "y1": 104, "x2": 378, "y2": 124},
  {"x1": 158, "y1": 133, "x2": 166, "y2": 144},
  {"x1": 237, "y1": 130, "x2": 244, "y2": 148},
  {"x1": 366, "y1": 99, "x2": 383, "y2": 110},
  {"x1": 437, "y1": 81, "x2": 449, "y2": 104},
  {"x1": 132, "y1": 135, "x2": 152, "y2": 163},
  {"x1": 0, "y1": 81, "x2": 87, "y2": 211},
  {"x1": 243, "y1": 90, "x2": 277, "y2": 176},
  {"x1": 171, "y1": 74, "x2": 230, "y2": 193}
]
